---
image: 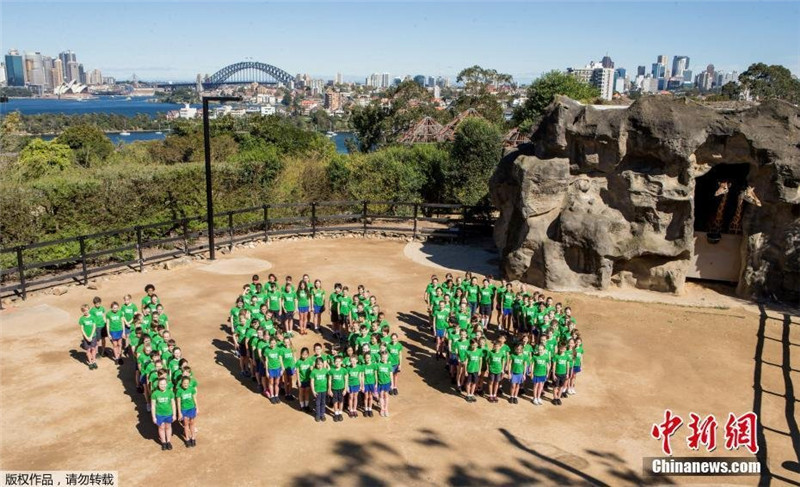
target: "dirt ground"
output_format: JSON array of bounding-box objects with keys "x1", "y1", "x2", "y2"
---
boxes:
[{"x1": 1, "y1": 238, "x2": 797, "y2": 486}]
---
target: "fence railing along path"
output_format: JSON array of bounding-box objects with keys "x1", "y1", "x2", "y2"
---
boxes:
[{"x1": 0, "y1": 200, "x2": 495, "y2": 300}]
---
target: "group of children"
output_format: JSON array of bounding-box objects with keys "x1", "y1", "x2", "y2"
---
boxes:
[
  {"x1": 78, "y1": 284, "x2": 199, "y2": 450},
  {"x1": 229, "y1": 273, "x2": 404, "y2": 421},
  {"x1": 424, "y1": 273, "x2": 585, "y2": 405}
]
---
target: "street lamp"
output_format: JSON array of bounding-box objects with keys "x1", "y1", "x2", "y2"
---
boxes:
[{"x1": 203, "y1": 95, "x2": 241, "y2": 260}]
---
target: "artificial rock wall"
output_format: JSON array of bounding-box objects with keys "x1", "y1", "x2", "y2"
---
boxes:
[{"x1": 490, "y1": 96, "x2": 800, "y2": 303}]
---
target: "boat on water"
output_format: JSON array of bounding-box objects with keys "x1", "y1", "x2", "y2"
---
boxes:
[
  {"x1": 120, "y1": 131, "x2": 131, "y2": 136},
  {"x1": 326, "y1": 131, "x2": 337, "y2": 137},
  {"x1": 125, "y1": 96, "x2": 132, "y2": 100},
  {"x1": 155, "y1": 131, "x2": 163, "y2": 135}
]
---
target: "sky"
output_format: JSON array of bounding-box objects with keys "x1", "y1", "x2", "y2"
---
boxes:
[{"x1": 2, "y1": 1, "x2": 799, "y2": 83}]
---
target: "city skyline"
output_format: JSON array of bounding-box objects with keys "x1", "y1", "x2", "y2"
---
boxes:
[{"x1": 2, "y1": 1, "x2": 799, "y2": 83}]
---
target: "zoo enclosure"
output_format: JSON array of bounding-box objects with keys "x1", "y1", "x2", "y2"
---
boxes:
[{"x1": 0, "y1": 200, "x2": 495, "y2": 300}]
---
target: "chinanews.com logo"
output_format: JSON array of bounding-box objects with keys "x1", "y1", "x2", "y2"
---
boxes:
[{"x1": 644, "y1": 409, "x2": 762, "y2": 476}]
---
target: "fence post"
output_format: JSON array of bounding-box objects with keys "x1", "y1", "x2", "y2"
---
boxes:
[
  {"x1": 263, "y1": 205, "x2": 270, "y2": 241},
  {"x1": 16, "y1": 246, "x2": 27, "y2": 300},
  {"x1": 362, "y1": 201, "x2": 368, "y2": 237},
  {"x1": 182, "y1": 219, "x2": 190, "y2": 255},
  {"x1": 78, "y1": 236, "x2": 89, "y2": 285},
  {"x1": 228, "y1": 212, "x2": 234, "y2": 250},
  {"x1": 311, "y1": 202, "x2": 317, "y2": 238},
  {"x1": 412, "y1": 203, "x2": 419, "y2": 241},
  {"x1": 135, "y1": 226, "x2": 144, "y2": 271}
]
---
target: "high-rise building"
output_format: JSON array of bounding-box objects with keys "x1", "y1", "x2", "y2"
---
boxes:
[
  {"x1": 0, "y1": 64, "x2": 6, "y2": 86},
  {"x1": 42, "y1": 56, "x2": 54, "y2": 90},
  {"x1": 52, "y1": 58, "x2": 64, "y2": 84},
  {"x1": 614, "y1": 68, "x2": 627, "y2": 94},
  {"x1": 381, "y1": 72, "x2": 390, "y2": 88},
  {"x1": 657, "y1": 55, "x2": 668, "y2": 65},
  {"x1": 5, "y1": 50, "x2": 25, "y2": 86},
  {"x1": 671, "y1": 56, "x2": 690, "y2": 79},
  {"x1": 335, "y1": 72, "x2": 343, "y2": 84},
  {"x1": 601, "y1": 55, "x2": 614, "y2": 69},
  {"x1": 78, "y1": 63, "x2": 86, "y2": 84},
  {"x1": 413, "y1": 74, "x2": 426, "y2": 87},
  {"x1": 23, "y1": 51, "x2": 46, "y2": 87},
  {"x1": 66, "y1": 61, "x2": 80, "y2": 82},
  {"x1": 567, "y1": 61, "x2": 614, "y2": 100},
  {"x1": 433, "y1": 85, "x2": 441, "y2": 99},
  {"x1": 58, "y1": 51, "x2": 76, "y2": 81},
  {"x1": 87, "y1": 69, "x2": 103, "y2": 85},
  {"x1": 427, "y1": 76, "x2": 435, "y2": 87},
  {"x1": 637, "y1": 65, "x2": 646, "y2": 77}
]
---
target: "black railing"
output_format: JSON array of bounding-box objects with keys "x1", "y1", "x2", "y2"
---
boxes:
[{"x1": 0, "y1": 200, "x2": 495, "y2": 300}]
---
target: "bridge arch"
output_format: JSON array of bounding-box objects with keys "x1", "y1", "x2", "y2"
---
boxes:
[{"x1": 207, "y1": 61, "x2": 294, "y2": 86}]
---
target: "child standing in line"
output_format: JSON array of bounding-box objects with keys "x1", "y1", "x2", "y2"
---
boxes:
[
  {"x1": 176, "y1": 375, "x2": 198, "y2": 447},
  {"x1": 90, "y1": 297, "x2": 107, "y2": 358},
  {"x1": 361, "y1": 352, "x2": 378, "y2": 417},
  {"x1": 508, "y1": 344, "x2": 527, "y2": 404},
  {"x1": 376, "y1": 351, "x2": 393, "y2": 417},
  {"x1": 310, "y1": 359, "x2": 329, "y2": 422},
  {"x1": 120, "y1": 294, "x2": 138, "y2": 353},
  {"x1": 78, "y1": 305, "x2": 98, "y2": 369},
  {"x1": 296, "y1": 347, "x2": 313, "y2": 412},
  {"x1": 151, "y1": 377, "x2": 176, "y2": 451},
  {"x1": 263, "y1": 337, "x2": 283, "y2": 404},
  {"x1": 281, "y1": 336, "x2": 297, "y2": 401},
  {"x1": 486, "y1": 341, "x2": 506, "y2": 403},
  {"x1": 105, "y1": 301, "x2": 125, "y2": 365},
  {"x1": 329, "y1": 356, "x2": 347, "y2": 422},
  {"x1": 296, "y1": 281, "x2": 311, "y2": 335},
  {"x1": 346, "y1": 356, "x2": 363, "y2": 418},
  {"x1": 387, "y1": 333, "x2": 402, "y2": 396},
  {"x1": 464, "y1": 340, "x2": 482, "y2": 402},
  {"x1": 281, "y1": 283, "x2": 297, "y2": 333},
  {"x1": 311, "y1": 280, "x2": 326, "y2": 333}
]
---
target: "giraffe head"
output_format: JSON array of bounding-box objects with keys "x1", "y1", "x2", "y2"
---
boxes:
[
  {"x1": 741, "y1": 186, "x2": 762, "y2": 207},
  {"x1": 714, "y1": 181, "x2": 731, "y2": 197}
]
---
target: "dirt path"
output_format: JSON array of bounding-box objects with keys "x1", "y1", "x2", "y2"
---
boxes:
[{"x1": 1, "y1": 239, "x2": 796, "y2": 485}]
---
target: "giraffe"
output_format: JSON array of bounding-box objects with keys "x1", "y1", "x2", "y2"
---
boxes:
[
  {"x1": 708, "y1": 181, "x2": 731, "y2": 237},
  {"x1": 728, "y1": 186, "x2": 762, "y2": 234}
]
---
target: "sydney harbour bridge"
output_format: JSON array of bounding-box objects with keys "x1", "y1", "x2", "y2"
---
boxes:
[{"x1": 154, "y1": 61, "x2": 295, "y2": 90}]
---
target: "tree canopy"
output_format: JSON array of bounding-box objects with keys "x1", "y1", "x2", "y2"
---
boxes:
[
  {"x1": 17, "y1": 139, "x2": 74, "y2": 180},
  {"x1": 738, "y1": 63, "x2": 800, "y2": 104},
  {"x1": 56, "y1": 124, "x2": 114, "y2": 167},
  {"x1": 443, "y1": 117, "x2": 502, "y2": 205},
  {"x1": 512, "y1": 70, "x2": 600, "y2": 131}
]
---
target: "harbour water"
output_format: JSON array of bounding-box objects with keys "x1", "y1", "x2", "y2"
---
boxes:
[{"x1": 1, "y1": 96, "x2": 355, "y2": 153}]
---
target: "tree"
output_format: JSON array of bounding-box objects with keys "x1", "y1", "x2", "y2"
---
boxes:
[
  {"x1": 443, "y1": 118, "x2": 502, "y2": 205},
  {"x1": 720, "y1": 82, "x2": 741, "y2": 100},
  {"x1": 738, "y1": 63, "x2": 800, "y2": 104},
  {"x1": 350, "y1": 104, "x2": 387, "y2": 152},
  {"x1": 512, "y1": 70, "x2": 600, "y2": 130},
  {"x1": 0, "y1": 110, "x2": 26, "y2": 153},
  {"x1": 310, "y1": 109, "x2": 332, "y2": 132},
  {"x1": 453, "y1": 65, "x2": 513, "y2": 125},
  {"x1": 57, "y1": 124, "x2": 114, "y2": 167},
  {"x1": 457, "y1": 65, "x2": 514, "y2": 95},
  {"x1": 17, "y1": 139, "x2": 74, "y2": 179}
]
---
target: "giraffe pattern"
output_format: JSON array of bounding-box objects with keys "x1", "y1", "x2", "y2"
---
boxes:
[
  {"x1": 709, "y1": 181, "x2": 731, "y2": 235},
  {"x1": 729, "y1": 186, "x2": 762, "y2": 234}
]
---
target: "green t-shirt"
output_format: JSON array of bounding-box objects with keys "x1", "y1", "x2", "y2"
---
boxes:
[
  {"x1": 176, "y1": 384, "x2": 196, "y2": 410},
  {"x1": 151, "y1": 388, "x2": 175, "y2": 416},
  {"x1": 487, "y1": 350, "x2": 506, "y2": 374},
  {"x1": 90, "y1": 306, "x2": 106, "y2": 327},
  {"x1": 280, "y1": 347, "x2": 296, "y2": 369},
  {"x1": 387, "y1": 343, "x2": 402, "y2": 367},
  {"x1": 502, "y1": 292, "x2": 514, "y2": 309},
  {"x1": 338, "y1": 296, "x2": 353, "y2": 315},
  {"x1": 141, "y1": 295, "x2": 154, "y2": 309},
  {"x1": 346, "y1": 365, "x2": 362, "y2": 386},
  {"x1": 106, "y1": 310, "x2": 124, "y2": 332},
  {"x1": 297, "y1": 357, "x2": 314, "y2": 382},
  {"x1": 532, "y1": 353, "x2": 550, "y2": 377},
  {"x1": 362, "y1": 363, "x2": 377, "y2": 384},
  {"x1": 466, "y1": 285, "x2": 479, "y2": 303},
  {"x1": 267, "y1": 292, "x2": 281, "y2": 312},
  {"x1": 466, "y1": 349, "x2": 483, "y2": 373},
  {"x1": 574, "y1": 345, "x2": 584, "y2": 367},
  {"x1": 455, "y1": 311, "x2": 471, "y2": 329},
  {"x1": 297, "y1": 289, "x2": 310, "y2": 308},
  {"x1": 121, "y1": 303, "x2": 138, "y2": 324},
  {"x1": 329, "y1": 367, "x2": 346, "y2": 391},
  {"x1": 433, "y1": 309, "x2": 450, "y2": 330},
  {"x1": 78, "y1": 315, "x2": 96, "y2": 337},
  {"x1": 554, "y1": 352, "x2": 571, "y2": 375},
  {"x1": 509, "y1": 353, "x2": 527, "y2": 374},
  {"x1": 377, "y1": 362, "x2": 393, "y2": 385},
  {"x1": 455, "y1": 339, "x2": 470, "y2": 361},
  {"x1": 425, "y1": 283, "x2": 438, "y2": 303},
  {"x1": 310, "y1": 368, "x2": 328, "y2": 393},
  {"x1": 264, "y1": 346, "x2": 282, "y2": 370},
  {"x1": 282, "y1": 291, "x2": 297, "y2": 312},
  {"x1": 479, "y1": 286, "x2": 494, "y2": 305},
  {"x1": 312, "y1": 288, "x2": 326, "y2": 307}
]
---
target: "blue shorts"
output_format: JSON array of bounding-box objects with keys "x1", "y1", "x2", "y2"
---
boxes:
[
  {"x1": 298, "y1": 306, "x2": 310, "y2": 313},
  {"x1": 268, "y1": 368, "x2": 282, "y2": 379},
  {"x1": 284, "y1": 368, "x2": 296, "y2": 376},
  {"x1": 123, "y1": 326, "x2": 131, "y2": 336},
  {"x1": 448, "y1": 354, "x2": 458, "y2": 366},
  {"x1": 435, "y1": 329, "x2": 445, "y2": 338},
  {"x1": 479, "y1": 304, "x2": 491, "y2": 315},
  {"x1": 313, "y1": 304, "x2": 323, "y2": 314},
  {"x1": 139, "y1": 374, "x2": 146, "y2": 385},
  {"x1": 181, "y1": 408, "x2": 197, "y2": 419},
  {"x1": 533, "y1": 375, "x2": 546, "y2": 384},
  {"x1": 573, "y1": 366, "x2": 581, "y2": 373},
  {"x1": 156, "y1": 414, "x2": 173, "y2": 425},
  {"x1": 502, "y1": 308, "x2": 512, "y2": 316},
  {"x1": 110, "y1": 330, "x2": 123, "y2": 341},
  {"x1": 392, "y1": 365, "x2": 399, "y2": 373},
  {"x1": 364, "y1": 384, "x2": 375, "y2": 393},
  {"x1": 377, "y1": 383, "x2": 391, "y2": 393},
  {"x1": 349, "y1": 385, "x2": 360, "y2": 393},
  {"x1": 300, "y1": 380, "x2": 310, "y2": 388},
  {"x1": 511, "y1": 373, "x2": 524, "y2": 385}
]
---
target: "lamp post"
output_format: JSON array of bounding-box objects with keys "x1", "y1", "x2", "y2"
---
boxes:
[{"x1": 203, "y1": 95, "x2": 241, "y2": 260}]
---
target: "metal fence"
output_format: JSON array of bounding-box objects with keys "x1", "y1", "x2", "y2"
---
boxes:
[{"x1": 0, "y1": 200, "x2": 494, "y2": 300}]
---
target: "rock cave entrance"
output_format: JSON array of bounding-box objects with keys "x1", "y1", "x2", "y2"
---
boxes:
[{"x1": 689, "y1": 162, "x2": 752, "y2": 283}]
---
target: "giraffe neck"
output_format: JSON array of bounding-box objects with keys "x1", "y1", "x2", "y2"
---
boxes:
[
  {"x1": 729, "y1": 194, "x2": 746, "y2": 233},
  {"x1": 710, "y1": 191, "x2": 729, "y2": 232}
]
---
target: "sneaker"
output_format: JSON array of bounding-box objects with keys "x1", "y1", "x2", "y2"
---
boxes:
[
  {"x1": 191, "y1": 439, "x2": 196, "y2": 447},
  {"x1": 321, "y1": 416, "x2": 327, "y2": 422},
  {"x1": 315, "y1": 417, "x2": 320, "y2": 423},
  {"x1": 161, "y1": 443, "x2": 167, "y2": 451},
  {"x1": 166, "y1": 442, "x2": 173, "y2": 450},
  {"x1": 393, "y1": 388, "x2": 398, "y2": 396}
]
